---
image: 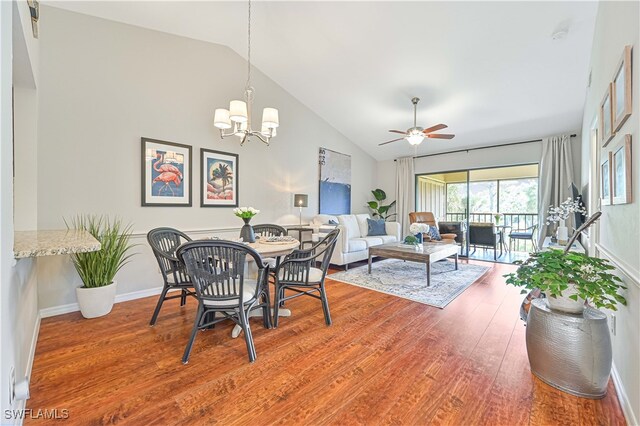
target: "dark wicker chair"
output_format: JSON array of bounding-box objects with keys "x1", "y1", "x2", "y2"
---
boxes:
[
  {"x1": 273, "y1": 229, "x2": 340, "y2": 328},
  {"x1": 147, "y1": 227, "x2": 196, "y2": 326},
  {"x1": 253, "y1": 224, "x2": 287, "y2": 238},
  {"x1": 176, "y1": 240, "x2": 271, "y2": 363},
  {"x1": 253, "y1": 224, "x2": 287, "y2": 270}
]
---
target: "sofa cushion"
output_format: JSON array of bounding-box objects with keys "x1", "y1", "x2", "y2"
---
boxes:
[
  {"x1": 367, "y1": 218, "x2": 386, "y2": 236},
  {"x1": 426, "y1": 225, "x2": 442, "y2": 241},
  {"x1": 347, "y1": 238, "x2": 367, "y2": 252},
  {"x1": 355, "y1": 214, "x2": 371, "y2": 237},
  {"x1": 379, "y1": 235, "x2": 397, "y2": 244},
  {"x1": 338, "y1": 215, "x2": 361, "y2": 238},
  {"x1": 352, "y1": 237, "x2": 384, "y2": 248}
]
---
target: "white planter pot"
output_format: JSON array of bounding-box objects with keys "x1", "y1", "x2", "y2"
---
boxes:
[
  {"x1": 76, "y1": 281, "x2": 117, "y2": 319},
  {"x1": 546, "y1": 284, "x2": 585, "y2": 314}
]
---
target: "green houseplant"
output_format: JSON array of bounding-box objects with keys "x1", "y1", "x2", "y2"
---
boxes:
[
  {"x1": 504, "y1": 249, "x2": 626, "y2": 313},
  {"x1": 367, "y1": 189, "x2": 396, "y2": 221},
  {"x1": 66, "y1": 215, "x2": 136, "y2": 318}
]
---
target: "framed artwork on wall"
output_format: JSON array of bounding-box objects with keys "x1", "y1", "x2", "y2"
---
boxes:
[
  {"x1": 612, "y1": 135, "x2": 632, "y2": 205},
  {"x1": 599, "y1": 83, "x2": 615, "y2": 147},
  {"x1": 612, "y1": 45, "x2": 632, "y2": 132},
  {"x1": 318, "y1": 147, "x2": 351, "y2": 215},
  {"x1": 200, "y1": 148, "x2": 239, "y2": 207},
  {"x1": 141, "y1": 138, "x2": 192, "y2": 207},
  {"x1": 600, "y1": 152, "x2": 612, "y2": 206}
]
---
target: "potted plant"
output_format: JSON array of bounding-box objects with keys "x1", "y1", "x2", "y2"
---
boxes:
[
  {"x1": 546, "y1": 197, "x2": 586, "y2": 244},
  {"x1": 504, "y1": 249, "x2": 626, "y2": 314},
  {"x1": 67, "y1": 215, "x2": 136, "y2": 319},
  {"x1": 367, "y1": 189, "x2": 396, "y2": 221},
  {"x1": 234, "y1": 206, "x2": 260, "y2": 243}
]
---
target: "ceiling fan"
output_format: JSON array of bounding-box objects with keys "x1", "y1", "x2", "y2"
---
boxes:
[{"x1": 379, "y1": 97, "x2": 455, "y2": 146}]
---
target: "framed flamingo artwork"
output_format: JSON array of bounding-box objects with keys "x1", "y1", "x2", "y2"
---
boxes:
[
  {"x1": 141, "y1": 138, "x2": 192, "y2": 207},
  {"x1": 200, "y1": 148, "x2": 239, "y2": 207}
]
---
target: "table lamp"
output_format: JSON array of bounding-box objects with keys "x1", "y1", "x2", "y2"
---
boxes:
[{"x1": 293, "y1": 194, "x2": 308, "y2": 225}]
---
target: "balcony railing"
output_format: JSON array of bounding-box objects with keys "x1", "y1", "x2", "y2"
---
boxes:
[{"x1": 445, "y1": 212, "x2": 538, "y2": 253}]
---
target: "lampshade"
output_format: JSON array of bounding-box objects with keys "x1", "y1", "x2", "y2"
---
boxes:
[
  {"x1": 262, "y1": 107, "x2": 279, "y2": 128},
  {"x1": 294, "y1": 194, "x2": 308, "y2": 208},
  {"x1": 229, "y1": 100, "x2": 248, "y2": 122},
  {"x1": 213, "y1": 108, "x2": 232, "y2": 129},
  {"x1": 407, "y1": 134, "x2": 424, "y2": 146}
]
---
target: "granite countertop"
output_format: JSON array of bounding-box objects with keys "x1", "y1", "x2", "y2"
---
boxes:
[{"x1": 14, "y1": 230, "x2": 101, "y2": 259}]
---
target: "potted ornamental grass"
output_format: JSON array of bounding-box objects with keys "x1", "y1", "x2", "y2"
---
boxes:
[{"x1": 66, "y1": 215, "x2": 136, "y2": 318}]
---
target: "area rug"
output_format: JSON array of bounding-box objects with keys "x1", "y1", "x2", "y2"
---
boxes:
[{"x1": 329, "y1": 259, "x2": 490, "y2": 308}]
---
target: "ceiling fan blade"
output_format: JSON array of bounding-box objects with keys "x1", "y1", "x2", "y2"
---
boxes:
[
  {"x1": 378, "y1": 138, "x2": 405, "y2": 146},
  {"x1": 388, "y1": 130, "x2": 407, "y2": 135},
  {"x1": 422, "y1": 123, "x2": 448, "y2": 134},
  {"x1": 427, "y1": 133, "x2": 455, "y2": 139}
]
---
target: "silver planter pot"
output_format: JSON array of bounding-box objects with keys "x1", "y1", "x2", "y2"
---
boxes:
[{"x1": 526, "y1": 298, "x2": 612, "y2": 398}]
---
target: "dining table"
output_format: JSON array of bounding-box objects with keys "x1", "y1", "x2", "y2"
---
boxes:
[{"x1": 230, "y1": 238, "x2": 300, "y2": 338}]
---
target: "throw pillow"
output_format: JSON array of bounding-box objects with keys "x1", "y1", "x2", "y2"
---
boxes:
[
  {"x1": 367, "y1": 218, "x2": 386, "y2": 236},
  {"x1": 426, "y1": 225, "x2": 442, "y2": 241}
]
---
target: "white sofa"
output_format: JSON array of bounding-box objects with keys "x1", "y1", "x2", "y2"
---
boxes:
[{"x1": 311, "y1": 214, "x2": 401, "y2": 269}]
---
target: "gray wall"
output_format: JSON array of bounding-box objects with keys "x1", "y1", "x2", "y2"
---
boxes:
[
  {"x1": 580, "y1": 2, "x2": 639, "y2": 423},
  {"x1": 35, "y1": 6, "x2": 377, "y2": 310}
]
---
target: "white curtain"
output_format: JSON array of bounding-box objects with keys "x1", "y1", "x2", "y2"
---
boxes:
[
  {"x1": 538, "y1": 134, "x2": 574, "y2": 247},
  {"x1": 395, "y1": 156, "x2": 415, "y2": 236}
]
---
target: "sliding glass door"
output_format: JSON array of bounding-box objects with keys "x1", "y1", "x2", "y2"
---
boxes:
[
  {"x1": 416, "y1": 171, "x2": 469, "y2": 257},
  {"x1": 416, "y1": 164, "x2": 539, "y2": 262}
]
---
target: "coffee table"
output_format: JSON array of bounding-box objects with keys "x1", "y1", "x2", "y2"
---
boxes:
[{"x1": 368, "y1": 242, "x2": 459, "y2": 286}]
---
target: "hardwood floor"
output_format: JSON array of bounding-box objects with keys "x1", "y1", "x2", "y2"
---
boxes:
[{"x1": 26, "y1": 261, "x2": 625, "y2": 425}]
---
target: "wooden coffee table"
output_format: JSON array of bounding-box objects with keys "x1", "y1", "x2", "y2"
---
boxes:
[{"x1": 368, "y1": 242, "x2": 459, "y2": 286}]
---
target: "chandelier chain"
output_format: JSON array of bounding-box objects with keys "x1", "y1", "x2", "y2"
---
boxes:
[{"x1": 246, "y1": 0, "x2": 251, "y2": 89}]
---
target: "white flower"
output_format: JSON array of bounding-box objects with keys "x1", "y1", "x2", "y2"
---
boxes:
[{"x1": 409, "y1": 223, "x2": 429, "y2": 234}]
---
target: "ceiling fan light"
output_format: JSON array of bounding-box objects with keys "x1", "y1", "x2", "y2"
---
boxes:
[
  {"x1": 213, "y1": 108, "x2": 232, "y2": 129},
  {"x1": 229, "y1": 100, "x2": 248, "y2": 122},
  {"x1": 407, "y1": 134, "x2": 424, "y2": 145}
]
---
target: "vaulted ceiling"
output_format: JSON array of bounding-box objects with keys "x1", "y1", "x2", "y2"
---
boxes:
[{"x1": 47, "y1": 1, "x2": 598, "y2": 161}]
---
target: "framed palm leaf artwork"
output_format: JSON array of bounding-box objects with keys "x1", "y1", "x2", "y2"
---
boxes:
[
  {"x1": 201, "y1": 148, "x2": 239, "y2": 207},
  {"x1": 141, "y1": 138, "x2": 192, "y2": 207}
]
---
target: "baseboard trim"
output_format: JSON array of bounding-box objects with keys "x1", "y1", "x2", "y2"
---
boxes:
[
  {"x1": 16, "y1": 313, "x2": 42, "y2": 426},
  {"x1": 39, "y1": 286, "x2": 164, "y2": 318},
  {"x1": 611, "y1": 362, "x2": 638, "y2": 426}
]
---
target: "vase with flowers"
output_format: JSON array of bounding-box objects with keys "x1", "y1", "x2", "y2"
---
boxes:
[
  {"x1": 494, "y1": 213, "x2": 503, "y2": 225},
  {"x1": 546, "y1": 197, "x2": 586, "y2": 244},
  {"x1": 409, "y1": 222, "x2": 429, "y2": 244},
  {"x1": 234, "y1": 206, "x2": 260, "y2": 243}
]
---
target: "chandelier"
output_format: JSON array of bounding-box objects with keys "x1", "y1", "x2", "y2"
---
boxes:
[{"x1": 213, "y1": 0, "x2": 279, "y2": 146}]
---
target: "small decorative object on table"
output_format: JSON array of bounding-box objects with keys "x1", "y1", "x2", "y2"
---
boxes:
[
  {"x1": 234, "y1": 207, "x2": 260, "y2": 243},
  {"x1": 494, "y1": 212, "x2": 503, "y2": 225},
  {"x1": 403, "y1": 235, "x2": 421, "y2": 247},
  {"x1": 545, "y1": 197, "x2": 586, "y2": 244},
  {"x1": 409, "y1": 222, "x2": 429, "y2": 243}
]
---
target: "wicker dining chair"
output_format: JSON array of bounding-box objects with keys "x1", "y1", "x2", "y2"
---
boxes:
[
  {"x1": 273, "y1": 229, "x2": 340, "y2": 328},
  {"x1": 176, "y1": 240, "x2": 271, "y2": 363},
  {"x1": 147, "y1": 227, "x2": 196, "y2": 326},
  {"x1": 253, "y1": 223, "x2": 288, "y2": 272}
]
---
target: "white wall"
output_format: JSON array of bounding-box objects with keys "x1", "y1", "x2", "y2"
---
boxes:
[
  {"x1": 1, "y1": 1, "x2": 41, "y2": 424},
  {"x1": 580, "y1": 2, "x2": 640, "y2": 424},
  {"x1": 377, "y1": 138, "x2": 582, "y2": 209},
  {"x1": 35, "y1": 7, "x2": 377, "y2": 310}
]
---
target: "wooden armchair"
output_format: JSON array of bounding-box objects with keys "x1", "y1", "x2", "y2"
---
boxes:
[{"x1": 408, "y1": 212, "x2": 457, "y2": 243}]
